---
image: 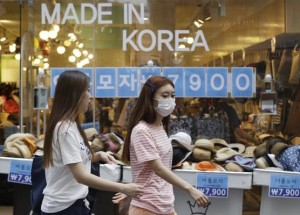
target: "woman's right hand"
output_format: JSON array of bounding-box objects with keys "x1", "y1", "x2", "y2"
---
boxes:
[
  {"x1": 188, "y1": 186, "x2": 209, "y2": 207},
  {"x1": 121, "y1": 183, "x2": 143, "y2": 198}
]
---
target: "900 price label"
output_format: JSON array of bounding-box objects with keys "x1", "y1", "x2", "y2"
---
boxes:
[
  {"x1": 196, "y1": 173, "x2": 228, "y2": 198},
  {"x1": 269, "y1": 188, "x2": 300, "y2": 198},
  {"x1": 8, "y1": 160, "x2": 32, "y2": 185},
  {"x1": 198, "y1": 187, "x2": 228, "y2": 197},
  {"x1": 269, "y1": 174, "x2": 300, "y2": 198},
  {"x1": 8, "y1": 173, "x2": 32, "y2": 185}
]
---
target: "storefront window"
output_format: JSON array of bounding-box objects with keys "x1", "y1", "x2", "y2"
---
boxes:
[{"x1": 1, "y1": 0, "x2": 300, "y2": 136}]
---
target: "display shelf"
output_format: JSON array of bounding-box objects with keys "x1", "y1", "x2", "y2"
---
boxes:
[
  {"x1": 100, "y1": 164, "x2": 253, "y2": 215},
  {"x1": 0, "y1": 157, "x2": 32, "y2": 174},
  {"x1": 253, "y1": 168, "x2": 300, "y2": 215}
]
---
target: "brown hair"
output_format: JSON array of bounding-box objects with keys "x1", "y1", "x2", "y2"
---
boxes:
[
  {"x1": 121, "y1": 76, "x2": 174, "y2": 163},
  {"x1": 43, "y1": 70, "x2": 93, "y2": 167}
]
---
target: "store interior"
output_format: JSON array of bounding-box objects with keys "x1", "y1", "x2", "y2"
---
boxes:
[{"x1": 1, "y1": 0, "x2": 300, "y2": 215}]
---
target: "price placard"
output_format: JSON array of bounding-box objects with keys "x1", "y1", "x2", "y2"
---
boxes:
[
  {"x1": 269, "y1": 174, "x2": 300, "y2": 198},
  {"x1": 196, "y1": 173, "x2": 228, "y2": 198},
  {"x1": 8, "y1": 160, "x2": 32, "y2": 185}
]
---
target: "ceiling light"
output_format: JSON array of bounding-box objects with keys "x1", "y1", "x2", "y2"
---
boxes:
[
  {"x1": 39, "y1": 30, "x2": 49, "y2": 41},
  {"x1": 82, "y1": 50, "x2": 88, "y2": 55},
  {"x1": 76, "y1": 62, "x2": 83, "y2": 68},
  {"x1": 78, "y1": 43, "x2": 84, "y2": 48},
  {"x1": 53, "y1": 24, "x2": 60, "y2": 32},
  {"x1": 194, "y1": 21, "x2": 201, "y2": 28},
  {"x1": 48, "y1": 29, "x2": 58, "y2": 39},
  {"x1": 88, "y1": 54, "x2": 94, "y2": 59},
  {"x1": 187, "y1": 37, "x2": 194, "y2": 44},
  {"x1": 198, "y1": 19, "x2": 204, "y2": 24},
  {"x1": 69, "y1": 55, "x2": 76, "y2": 62},
  {"x1": 0, "y1": 36, "x2": 6, "y2": 42},
  {"x1": 57, "y1": 45, "x2": 66, "y2": 54},
  {"x1": 15, "y1": 53, "x2": 20, "y2": 60},
  {"x1": 73, "y1": 48, "x2": 81, "y2": 57},
  {"x1": 9, "y1": 43, "x2": 16, "y2": 52},
  {"x1": 63, "y1": 39, "x2": 71, "y2": 47},
  {"x1": 178, "y1": 44, "x2": 186, "y2": 49},
  {"x1": 43, "y1": 62, "x2": 50, "y2": 69}
]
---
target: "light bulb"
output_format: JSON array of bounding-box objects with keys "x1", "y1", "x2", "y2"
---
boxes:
[
  {"x1": 57, "y1": 45, "x2": 66, "y2": 54},
  {"x1": 39, "y1": 30, "x2": 49, "y2": 40},
  {"x1": 69, "y1": 55, "x2": 76, "y2": 62},
  {"x1": 48, "y1": 29, "x2": 58, "y2": 39}
]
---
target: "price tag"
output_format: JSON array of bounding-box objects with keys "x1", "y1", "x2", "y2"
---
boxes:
[
  {"x1": 8, "y1": 160, "x2": 32, "y2": 185},
  {"x1": 269, "y1": 174, "x2": 300, "y2": 198},
  {"x1": 196, "y1": 173, "x2": 228, "y2": 198}
]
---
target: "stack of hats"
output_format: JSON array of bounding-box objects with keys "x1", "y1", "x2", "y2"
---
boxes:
[
  {"x1": 255, "y1": 136, "x2": 290, "y2": 169},
  {"x1": 192, "y1": 139, "x2": 215, "y2": 162},
  {"x1": 1, "y1": 133, "x2": 38, "y2": 158},
  {"x1": 170, "y1": 132, "x2": 193, "y2": 168}
]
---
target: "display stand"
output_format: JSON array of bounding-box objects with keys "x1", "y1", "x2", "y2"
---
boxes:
[
  {"x1": 0, "y1": 157, "x2": 32, "y2": 215},
  {"x1": 253, "y1": 168, "x2": 300, "y2": 215},
  {"x1": 100, "y1": 164, "x2": 252, "y2": 215}
]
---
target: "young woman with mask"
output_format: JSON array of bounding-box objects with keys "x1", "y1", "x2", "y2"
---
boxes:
[
  {"x1": 118, "y1": 76, "x2": 209, "y2": 215},
  {"x1": 42, "y1": 70, "x2": 142, "y2": 215}
]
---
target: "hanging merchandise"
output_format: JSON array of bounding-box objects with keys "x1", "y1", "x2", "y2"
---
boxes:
[
  {"x1": 277, "y1": 48, "x2": 293, "y2": 89},
  {"x1": 283, "y1": 89, "x2": 300, "y2": 136},
  {"x1": 264, "y1": 74, "x2": 274, "y2": 93},
  {"x1": 289, "y1": 44, "x2": 300, "y2": 87},
  {"x1": 34, "y1": 69, "x2": 49, "y2": 110}
]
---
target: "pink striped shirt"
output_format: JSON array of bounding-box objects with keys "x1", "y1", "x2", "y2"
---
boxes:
[{"x1": 130, "y1": 121, "x2": 175, "y2": 214}]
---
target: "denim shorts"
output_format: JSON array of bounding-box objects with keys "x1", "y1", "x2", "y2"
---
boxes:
[{"x1": 41, "y1": 198, "x2": 90, "y2": 215}]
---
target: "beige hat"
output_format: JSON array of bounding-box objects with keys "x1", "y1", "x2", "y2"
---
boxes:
[
  {"x1": 210, "y1": 138, "x2": 228, "y2": 150},
  {"x1": 214, "y1": 147, "x2": 238, "y2": 161},
  {"x1": 195, "y1": 139, "x2": 215, "y2": 152},
  {"x1": 192, "y1": 148, "x2": 212, "y2": 161},
  {"x1": 2, "y1": 133, "x2": 36, "y2": 158},
  {"x1": 242, "y1": 146, "x2": 256, "y2": 157},
  {"x1": 225, "y1": 162, "x2": 244, "y2": 172},
  {"x1": 228, "y1": 143, "x2": 245, "y2": 154},
  {"x1": 170, "y1": 132, "x2": 193, "y2": 151}
]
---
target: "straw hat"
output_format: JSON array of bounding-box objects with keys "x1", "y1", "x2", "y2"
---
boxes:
[
  {"x1": 210, "y1": 138, "x2": 228, "y2": 150},
  {"x1": 225, "y1": 162, "x2": 244, "y2": 172},
  {"x1": 228, "y1": 143, "x2": 245, "y2": 154},
  {"x1": 194, "y1": 139, "x2": 215, "y2": 152},
  {"x1": 214, "y1": 147, "x2": 238, "y2": 161},
  {"x1": 192, "y1": 139, "x2": 215, "y2": 161},
  {"x1": 192, "y1": 148, "x2": 212, "y2": 161},
  {"x1": 242, "y1": 146, "x2": 256, "y2": 158}
]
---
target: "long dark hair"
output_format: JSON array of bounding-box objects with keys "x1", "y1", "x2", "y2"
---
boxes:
[
  {"x1": 43, "y1": 70, "x2": 93, "y2": 167},
  {"x1": 122, "y1": 76, "x2": 175, "y2": 163}
]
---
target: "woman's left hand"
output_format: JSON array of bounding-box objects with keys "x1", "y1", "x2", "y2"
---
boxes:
[{"x1": 96, "y1": 151, "x2": 116, "y2": 164}]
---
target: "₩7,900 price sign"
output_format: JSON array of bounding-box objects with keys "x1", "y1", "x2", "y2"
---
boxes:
[
  {"x1": 196, "y1": 173, "x2": 228, "y2": 198},
  {"x1": 269, "y1": 174, "x2": 300, "y2": 198},
  {"x1": 8, "y1": 160, "x2": 32, "y2": 185}
]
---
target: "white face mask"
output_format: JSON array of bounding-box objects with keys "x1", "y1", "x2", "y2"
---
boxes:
[{"x1": 154, "y1": 97, "x2": 176, "y2": 117}]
